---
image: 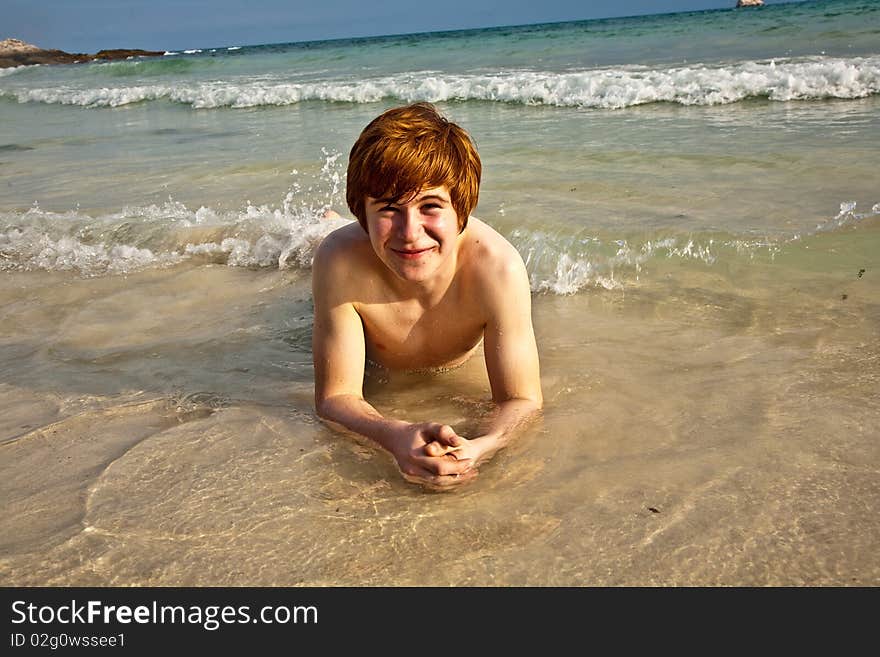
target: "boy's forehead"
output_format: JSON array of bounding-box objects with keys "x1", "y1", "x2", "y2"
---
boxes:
[{"x1": 367, "y1": 186, "x2": 451, "y2": 204}]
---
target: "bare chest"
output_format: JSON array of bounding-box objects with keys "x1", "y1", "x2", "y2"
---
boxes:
[{"x1": 356, "y1": 298, "x2": 486, "y2": 370}]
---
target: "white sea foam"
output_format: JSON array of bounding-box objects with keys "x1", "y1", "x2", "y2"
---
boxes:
[
  {"x1": 515, "y1": 232, "x2": 724, "y2": 295},
  {"x1": 0, "y1": 150, "x2": 349, "y2": 276},
  {"x1": 0, "y1": 65, "x2": 38, "y2": 77},
  {"x1": 812, "y1": 200, "x2": 880, "y2": 234},
  {"x1": 0, "y1": 171, "x2": 350, "y2": 278},
  {"x1": 4, "y1": 56, "x2": 878, "y2": 109},
  {"x1": 2, "y1": 196, "x2": 876, "y2": 288},
  {"x1": 509, "y1": 200, "x2": 878, "y2": 295},
  {"x1": 0, "y1": 225, "x2": 182, "y2": 275}
]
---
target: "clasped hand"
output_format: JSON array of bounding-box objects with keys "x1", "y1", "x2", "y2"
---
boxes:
[{"x1": 390, "y1": 422, "x2": 485, "y2": 489}]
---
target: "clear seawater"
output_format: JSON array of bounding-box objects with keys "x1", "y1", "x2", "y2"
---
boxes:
[{"x1": 1, "y1": 0, "x2": 878, "y2": 585}]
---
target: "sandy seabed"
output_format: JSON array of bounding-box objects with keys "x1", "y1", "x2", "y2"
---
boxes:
[{"x1": 1, "y1": 258, "x2": 878, "y2": 586}]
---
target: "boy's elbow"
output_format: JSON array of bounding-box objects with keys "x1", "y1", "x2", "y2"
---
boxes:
[
  {"x1": 315, "y1": 395, "x2": 334, "y2": 420},
  {"x1": 315, "y1": 393, "x2": 360, "y2": 421},
  {"x1": 503, "y1": 393, "x2": 542, "y2": 412},
  {"x1": 529, "y1": 393, "x2": 543, "y2": 412}
]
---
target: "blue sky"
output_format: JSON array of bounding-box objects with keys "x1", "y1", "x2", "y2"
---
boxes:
[{"x1": 6, "y1": 0, "x2": 795, "y2": 53}]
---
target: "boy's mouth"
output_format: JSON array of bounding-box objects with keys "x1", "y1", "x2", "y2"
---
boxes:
[{"x1": 390, "y1": 246, "x2": 435, "y2": 260}]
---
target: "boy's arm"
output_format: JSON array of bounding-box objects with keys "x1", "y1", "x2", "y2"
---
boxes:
[
  {"x1": 428, "y1": 248, "x2": 543, "y2": 464},
  {"x1": 478, "y1": 249, "x2": 544, "y2": 460},
  {"x1": 311, "y1": 235, "x2": 473, "y2": 486}
]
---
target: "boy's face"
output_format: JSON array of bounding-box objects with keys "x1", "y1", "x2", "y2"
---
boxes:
[{"x1": 364, "y1": 186, "x2": 461, "y2": 284}]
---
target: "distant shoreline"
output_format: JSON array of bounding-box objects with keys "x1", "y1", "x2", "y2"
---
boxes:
[{"x1": 0, "y1": 38, "x2": 164, "y2": 68}]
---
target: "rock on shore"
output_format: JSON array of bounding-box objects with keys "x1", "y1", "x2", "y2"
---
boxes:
[{"x1": 0, "y1": 38, "x2": 164, "y2": 68}]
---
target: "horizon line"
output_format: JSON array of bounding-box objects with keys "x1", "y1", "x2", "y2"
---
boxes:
[
  {"x1": 18, "y1": 0, "x2": 804, "y2": 55},
  {"x1": 184, "y1": 1, "x2": 797, "y2": 53}
]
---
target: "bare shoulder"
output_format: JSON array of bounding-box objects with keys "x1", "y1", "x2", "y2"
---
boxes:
[
  {"x1": 312, "y1": 221, "x2": 373, "y2": 298},
  {"x1": 314, "y1": 221, "x2": 369, "y2": 261},
  {"x1": 314, "y1": 222, "x2": 371, "y2": 273},
  {"x1": 464, "y1": 217, "x2": 530, "y2": 288}
]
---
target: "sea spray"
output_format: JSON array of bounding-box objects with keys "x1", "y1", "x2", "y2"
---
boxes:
[
  {"x1": 0, "y1": 151, "x2": 350, "y2": 276},
  {"x1": 4, "y1": 200, "x2": 877, "y2": 290},
  {"x1": 505, "y1": 201, "x2": 879, "y2": 295}
]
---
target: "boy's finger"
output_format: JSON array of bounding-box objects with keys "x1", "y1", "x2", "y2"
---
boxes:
[
  {"x1": 437, "y1": 424, "x2": 459, "y2": 442},
  {"x1": 425, "y1": 423, "x2": 462, "y2": 445},
  {"x1": 421, "y1": 470, "x2": 478, "y2": 490},
  {"x1": 414, "y1": 453, "x2": 472, "y2": 476},
  {"x1": 424, "y1": 441, "x2": 466, "y2": 457},
  {"x1": 423, "y1": 441, "x2": 448, "y2": 457},
  {"x1": 401, "y1": 467, "x2": 476, "y2": 490}
]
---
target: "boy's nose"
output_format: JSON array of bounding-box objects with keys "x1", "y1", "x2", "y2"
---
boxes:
[{"x1": 397, "y1": 208, "x2": 423, "y2": 241}]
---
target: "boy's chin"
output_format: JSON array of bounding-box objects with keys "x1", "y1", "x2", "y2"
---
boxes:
[{"x1": 393, "y1": 267, "x2": 434, "y2": 283}]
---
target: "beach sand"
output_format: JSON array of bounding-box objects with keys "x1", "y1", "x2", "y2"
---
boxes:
[{"x1": 1, "y1": 253, "x2": 877, "y2": 586}]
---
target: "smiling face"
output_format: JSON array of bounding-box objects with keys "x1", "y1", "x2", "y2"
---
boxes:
[
  {"x1": 364, "y1": 186, "x2": 462, "y2": 284},
  {"x1": 346, "y1": 104, "x2": 482, "y2": 236}
]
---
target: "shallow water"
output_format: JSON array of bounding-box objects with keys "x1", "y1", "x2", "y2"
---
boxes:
[
  {"x1": 1, "y1": 227, "x2": 877, "y2": 585},
  {"x1": 1, "y1": 0, "x2": 879, "y2": 585}
]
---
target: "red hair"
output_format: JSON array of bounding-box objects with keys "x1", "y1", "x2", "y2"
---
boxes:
[{"x1": 346, "y1": 103, "x2": 481, "y2": 232}]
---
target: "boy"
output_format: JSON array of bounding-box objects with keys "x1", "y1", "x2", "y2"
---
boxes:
[{"x1": 312, "y1": 103, "x2": 542, "y2": 488}]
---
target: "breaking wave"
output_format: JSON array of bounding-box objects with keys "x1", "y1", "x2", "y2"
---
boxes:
[
  {"x1": 509, "y1": 200, "x2": 880, "y2": 295},
  {"x1": 3, "y1": 56, "x2": 879, "y2": 109},
  {"x1": 0, "y1": 197, "x2": 348, "y2": 277},
  {"x1": 3, "y1": 197, "x2": 877, "y2": 295}
]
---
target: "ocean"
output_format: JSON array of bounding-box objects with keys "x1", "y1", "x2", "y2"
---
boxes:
[{"x1": 1, "y1": 0, "x2": 878, "y2": 585}]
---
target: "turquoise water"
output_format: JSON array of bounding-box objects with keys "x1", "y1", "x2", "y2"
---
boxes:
[
  {"x1": 1, "y1": 0, "x2": 878, "y2": 288},
  {"x1": 0, "y1": 0, "x2": 878, "y2": 585}
]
